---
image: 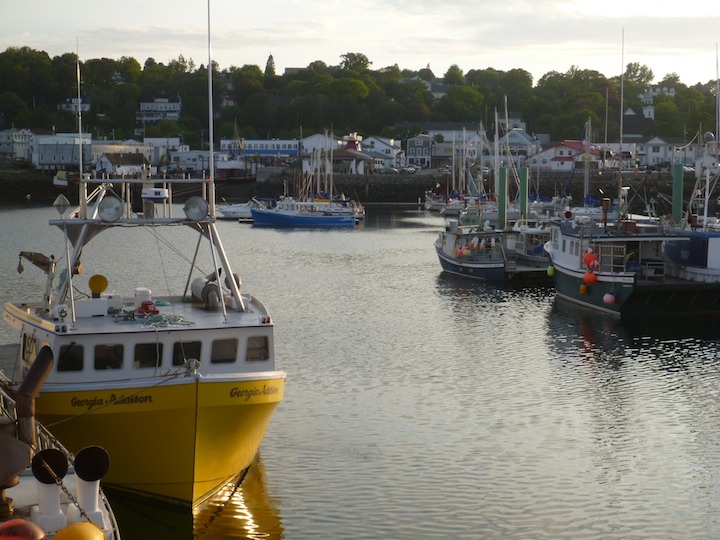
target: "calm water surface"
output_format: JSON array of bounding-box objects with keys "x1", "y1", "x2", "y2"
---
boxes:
[{"x1": 2, "y1": 203, "x2": 720, "y2": 539}]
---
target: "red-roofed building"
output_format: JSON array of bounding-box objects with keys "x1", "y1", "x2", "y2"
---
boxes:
[{"x1": 529, "y1": 140, "x2": 603, "y2": 173}]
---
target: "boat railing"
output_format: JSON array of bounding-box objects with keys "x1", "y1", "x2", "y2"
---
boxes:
[
  {"x1": 70, "y1": 173, "x2": 215, "y2": 223},
  {"x1": 0, "y1": 374, "x2": 122, "y2": 538}
]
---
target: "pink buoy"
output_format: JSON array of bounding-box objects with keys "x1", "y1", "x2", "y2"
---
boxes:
[
  {"x1": 0, "y1": 519, "x2": 46, "y2": 539},
  {"x1": 603, "y1": 293, "x2": 616, "y2": 305}
]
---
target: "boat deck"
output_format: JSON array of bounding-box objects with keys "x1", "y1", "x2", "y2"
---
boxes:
[{"x1": 7, "y1": 292, "x2": 271, "y2": 336}]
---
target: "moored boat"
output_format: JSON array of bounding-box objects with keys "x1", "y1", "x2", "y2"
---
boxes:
[
  {"x1": 217, "y1": 197, "x2": 276, "y2": 221},
  {"x1": 544, "y1": 215, "x2": 720, "y2": 317},
  {"x1": 0, "y1": 21, "x2": 285, "y2": 509},
  {"x1": 435, "y1": 213, "x2": 551, "y2": 282},
  {"x1": 2, "y1": 177, "x2": 286, "y2": 508},
  {"x1": 251, "y1": 197, "x2": 359, "y2": 228}
]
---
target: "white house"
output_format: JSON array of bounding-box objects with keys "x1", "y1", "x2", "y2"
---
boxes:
[
  {"x1": 0, "y1": 128, "x2": 36, "y2": 161},
  {"x1": 33, "y1": 133, "x2": 92, "y2": 171},
  {"x1": 301, "y1": 133, "x2": 340, "y2": 156},
  {"x1": 639, "y1": 86, "x2": 676, "y2": 120},
  {"x1": 496, "y1": 128, "x2": 539, "y2": 167},
  {"x1": 143, "y1": 137, "x2": 187, "y2": 166},
  {"x1": 95, "y1": 152, "x2": 150, "y2": 176},
  {"x1": 363, "y1": 136, "x2": 403, "y2": 168},
  {"x1": 89, "y1": 139, "x2": 154, "y2": 168},
  {"x1": 530, "y1": 140, "x2": 603, "y2": 173},
  {"x1": 57, "y1": 97, "x2": 91, "y2": 114},
  {"x1": 135, "y1": 97, "x2": 182, "y2": 136}
]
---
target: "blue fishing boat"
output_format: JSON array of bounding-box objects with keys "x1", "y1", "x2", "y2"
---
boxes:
[{"x1": 251, "y1": 198, "x2": 358, "y2": 228}]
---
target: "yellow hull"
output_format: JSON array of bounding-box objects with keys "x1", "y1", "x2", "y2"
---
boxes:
[{"x1": 35, "y1": 375, "x2": 285, "y2": 507}]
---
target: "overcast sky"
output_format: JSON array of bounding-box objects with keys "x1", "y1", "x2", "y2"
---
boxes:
[{"x1": 3, "y1": 0, "x2": 720, "y2": 86}]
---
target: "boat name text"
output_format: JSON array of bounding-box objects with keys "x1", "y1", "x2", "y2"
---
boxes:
[
  {"x1": 70, "y1": 393, "x2": 153, "y2": 410},
  {"x1": 230, "y1": 385, "x2": 280, "y2": 401}
]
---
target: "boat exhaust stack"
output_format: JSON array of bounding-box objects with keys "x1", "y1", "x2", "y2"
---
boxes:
[
  {"x1": 66, "y1": 446, "x2": 111, "y2": 528},
  {"x1": 0, "y1": 346, "x2": 54, "y2": 518},
  {"x1": 31, "y1": 448, "x2": 69, "y2": 531}
]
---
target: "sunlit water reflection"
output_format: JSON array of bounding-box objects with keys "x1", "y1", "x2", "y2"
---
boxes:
[{"x1": 2, "y1": 203, "x2": 720, "y2": 538}]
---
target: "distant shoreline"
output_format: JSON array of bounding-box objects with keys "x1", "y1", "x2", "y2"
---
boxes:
[{"x1": 0, "y1": 168, "x2": 695, "y2": 213}]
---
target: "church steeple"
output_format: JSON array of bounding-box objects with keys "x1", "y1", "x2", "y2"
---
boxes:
[{"x1": 265, "y1": 53, "x2": 276, "y2": 77}]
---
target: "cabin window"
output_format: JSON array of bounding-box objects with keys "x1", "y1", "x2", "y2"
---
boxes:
[
  {"x1": 134, "y1": 343, "x2": 163, "y2": 368},
  {"x1": 246, "y1": 336, "x2": 269, "y2": 362},
  {"x1": 211, "y1": 339, "x2": 237, "y2": 364},
  {"x1": 58, "y1": 344, "x2": 84, "y2": 372},
  {"x1": 173, "y1": 341, "x2": 202, "y2": 366},
  {"x1": 95, "y1": 344, "x2": 123, "y2": 370}
]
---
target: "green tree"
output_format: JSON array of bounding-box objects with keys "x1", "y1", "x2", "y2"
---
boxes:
[
  {"x1": 444, "y1": 64, "x2": 466, "y2": 86},
  {"x1": 624, "y1": 62, "x2": 654, "y2": 87},
  {"x1": 340, "y1": 52, "x2": 371, "y2": 73},
  {"x1": 417, "y1": 65, "x2": 434, "y2": 82},
  {"x1": 436, "y1": 86, "x2": 484, "y2": 121},
  {"x1": 0, "y1": 92, "x2": 29, "y2": 127}
]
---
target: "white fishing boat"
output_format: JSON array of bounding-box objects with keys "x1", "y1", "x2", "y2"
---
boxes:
[
  {"x1": 216, "y1": 198, "x2": 276, "y2": 221},
  {"x1": 0, "y1": 13, "x2": 285, "y2": 509},
  {"x1": 0, "y1": 346, "x2": 120, "y2": 539}
]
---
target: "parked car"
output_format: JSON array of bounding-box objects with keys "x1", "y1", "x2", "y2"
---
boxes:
[
  {"x1": 400, "y1": 166, "x2": 417, "y2": 174},
  {"x1": 381, "y1": 167, "x2": 400, "y2": 174}
]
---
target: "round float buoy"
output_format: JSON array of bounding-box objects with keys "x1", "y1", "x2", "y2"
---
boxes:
[
  {"x1": 583, "y1": 251, "x2": 597, "y2": 268},
  {"x1": 547, "y1": 265, "x2": 555, "y2": 277},
  {"x1": 88, "y1": 274, "x2": 108, "y2": 296},
  {"x1": 603, "y1": 293, "x2": 616, "y2": 305},
  {"x1": 579, "y1": 284, "x2": 588, "y2": 295},
  {"x1": 0, "y1": 519, "x2": 46, "y2": 539},
  {"x1": 53, "y1": 522, "x2": 103, "y2": 540},
  {"x1": 583, "y1": 271, "x2": 597, "y2": 285}
]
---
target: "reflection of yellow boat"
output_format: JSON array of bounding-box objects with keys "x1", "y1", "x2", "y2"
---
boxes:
[
  {"x1": 194, "y1": 455, "x2": 284, "y2": 538},
  {"x1": 3, "y1": 176, "x2": 285, "y2": 507},
  {"x1": 106, "y1": 455, "x2": 283, "y2": 538}
]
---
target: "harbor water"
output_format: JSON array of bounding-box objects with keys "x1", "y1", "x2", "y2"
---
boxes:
[{"x1": 2, "y1": 203, "x2": 720, "y2": 539}]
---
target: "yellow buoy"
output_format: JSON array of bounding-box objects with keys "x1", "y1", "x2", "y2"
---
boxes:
[
  {"x1": 54, "y1": 522, "x2": 104, "y2": 540},
  {"x1": 88, "y1": 274, "x2": 109, "y2": 296}
]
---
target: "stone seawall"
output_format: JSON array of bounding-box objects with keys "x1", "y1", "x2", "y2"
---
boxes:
[{"x1": 0, "y1": 168, "x2": 697, "y2": 214}]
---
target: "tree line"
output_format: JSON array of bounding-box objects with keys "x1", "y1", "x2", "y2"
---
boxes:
[{"x1": 0, "y1": 46, "x2": 717, "y2": 151}]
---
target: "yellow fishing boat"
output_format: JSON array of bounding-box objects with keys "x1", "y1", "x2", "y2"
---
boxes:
[{"x1": 2, "y1": 30, "x2": 285, "y2": 508}]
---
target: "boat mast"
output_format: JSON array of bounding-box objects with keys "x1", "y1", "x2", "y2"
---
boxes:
[
  {"x1": 206, "y1": 0, "x2": 216, "y2": 215},
  {"x1": 617, "y1": 28, "x2": 625, "y2": 223},
  {"x1": 710, "y1": 44, "x2": 720, "y2": 231},
  {"x1": 76, "y1": 41, "x2": 87, "y2": 220},
  {"x1": 206, "y1": 0, "x2": 243, "y2": 311},
  {"x1": 583, "y1": 118, "x2": 591, "y2": 206}
]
